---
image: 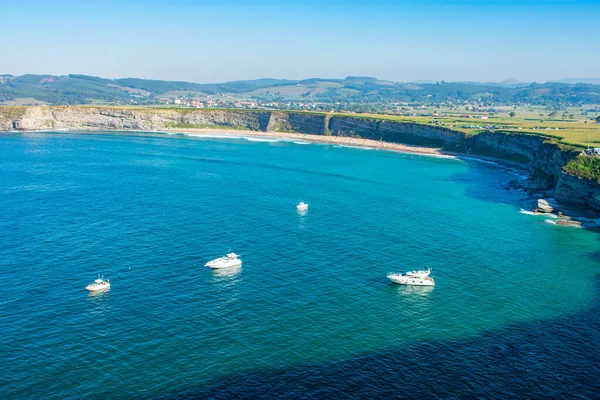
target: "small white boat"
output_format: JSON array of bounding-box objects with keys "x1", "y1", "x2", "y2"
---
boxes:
[
  {"x1": 86, "y1": 275, "x2": 110, "y2": 291},
  {"x1": 296, "y1": 202, "x2": 308, "y2": 211},
  {"x1": 387, "y1": 268, "x2": 435, "y2": 286},
  {"x1": 205, "y1": 252, "x2": 242, "y2": 269}
]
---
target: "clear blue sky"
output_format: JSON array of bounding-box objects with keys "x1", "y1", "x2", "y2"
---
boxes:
[{"x1": 2, "y1": 0, "x2": 598, "y2": 83}]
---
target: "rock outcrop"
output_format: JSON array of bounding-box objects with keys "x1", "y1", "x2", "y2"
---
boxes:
[
  {"x1": 534, "y1": 199, "x2": 554, "y2": 214},
  {"x1": 556, "y1": 219, "x2": 583, "y2": 227}
]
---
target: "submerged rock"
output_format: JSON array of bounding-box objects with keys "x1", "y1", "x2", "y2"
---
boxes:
[
  {"x1": 556, "y1": 219, "x2": 582, "y2": 227},
  {"x1": 505, "y1": 179, "x2": 523, "y2": 190}
]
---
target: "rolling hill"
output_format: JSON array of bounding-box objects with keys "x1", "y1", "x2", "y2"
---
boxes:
[{"x1": 1, "y1": 74, "x2": 599, "y2": 106}]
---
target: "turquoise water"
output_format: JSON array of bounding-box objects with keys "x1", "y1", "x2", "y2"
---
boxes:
[{"x1": 1, "y1": 132, "x2": 600, "y2": 398}]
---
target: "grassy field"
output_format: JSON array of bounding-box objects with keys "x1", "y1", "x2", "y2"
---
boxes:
[
  {"x1": 349, "y1": 108, "x2": 600, "y2": 146},
  {"x1": 0, "y1": 97, "x2": 47, "y2": 106}
]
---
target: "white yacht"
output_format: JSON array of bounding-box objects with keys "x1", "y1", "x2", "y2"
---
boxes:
[
  {"x1": 296, "y1": 202, "x2": 308, "y2": 211},
  {"x1": 86, "y1": 275, "x2": 110, "y2": 291},
  {"x1": 387, "y1": 268, "x2": 435, "y2": 286},
  {"x1": 205, "y1": 252, "x2": 242, "y2": 269}
]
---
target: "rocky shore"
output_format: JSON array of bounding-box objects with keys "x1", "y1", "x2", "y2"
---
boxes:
[
  {"x1": 529, "y1": 199, "x2": 584, "y2": 227},
  {"x1": 1, "y1": 106, "x2": 599, "y2": 214}
]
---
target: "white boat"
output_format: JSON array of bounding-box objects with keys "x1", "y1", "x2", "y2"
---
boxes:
[
  {"x1": 205, "y1": 252, "x2": 242, "y2": 269},
  {"x1": 296, "y1": 202, "x2": 308, "y2": 211},
  {"x1": 387, "y1": 268, "x2": 435, "y2": 286},
  {"x1": 86, "y1": 275, "x2": 110, "y2": 291}
]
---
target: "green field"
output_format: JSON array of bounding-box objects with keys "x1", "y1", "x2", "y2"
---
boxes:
[
  {"x1": 0, "y1": 97, "x2": 47, "y2": 106},
  {"x1": 351, "y1": 107, "x2": 600, "y2": 146}
]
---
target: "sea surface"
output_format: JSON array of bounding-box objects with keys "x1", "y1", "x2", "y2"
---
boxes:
[{"x1": 1, "y1": 131, "x2": 600, "y2": 399}]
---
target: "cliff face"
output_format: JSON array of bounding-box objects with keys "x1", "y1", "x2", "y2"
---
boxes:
[
  {"x1": 0, "y1": 107, "x2": 274, "y2": 131},
  {"x1": 0, "y1": 106, "x2": 466, "y2": 145},
  {"x1": 267, "y1": 112, "x2": 327, "y2": 134},
  {"x1": 555, "y1": 173, "x2": 600, "y2": 209},
  {"x1": 463, "y1": 131, "x2": 547, "y2": 164},
  {"x1": 328, "y1": 116, "x2": 464, "y2": 147},
  {"x1": 1, "y1": 106, "x2": 598, "y2": 212}
]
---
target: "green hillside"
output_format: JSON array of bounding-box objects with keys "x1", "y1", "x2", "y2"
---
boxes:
[{"x1": 1, "y1": 74, "x2": 599, "y2": 107}]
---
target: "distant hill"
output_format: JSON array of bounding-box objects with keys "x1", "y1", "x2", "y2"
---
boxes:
[
  {"x1": 482, "y1": 79, "x2": 532, "y2": 88},
  {"x1": 554, "y1": 78, "x2": 600, "y2": 85},
  {"x1": 1, "y1": 73, "x2": 599, "y2": 106}
]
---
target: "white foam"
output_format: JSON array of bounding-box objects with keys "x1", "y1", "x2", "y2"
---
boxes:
[
  {"x1": 424, "y1": 153, "x2": 457, "y2": 159},
  {"x1": 519, "y1": 209, "x2": 538, "y2": 216},
  {"x1": 183, "y1": 133, "x2": 246, "y2": 140},
  {"x1": 544, "y1": 219, "x2": 557, "y2": 225},
  {"x1": 456, "y1": 156, "x2": 500, "y2": 166},
  {"x1": 292, "y1": 141, "x2": 311, "y2": 145},
  {"x1": 334, "y1": 144, "x2": 376, "y2": 150},
  {"x1": 245, "y1": 137, "x2": 280, "y2": 142},
  {"x1": 519, "y1": 209, "x2": 558, "y2": 218}
]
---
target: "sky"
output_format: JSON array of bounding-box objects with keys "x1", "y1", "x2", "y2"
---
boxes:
[{"x1": 1, "y1": 0, "x2": 599, "y2": 83}]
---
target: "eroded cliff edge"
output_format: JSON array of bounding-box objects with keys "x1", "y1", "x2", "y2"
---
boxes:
[{"x1": 1, "y1": 106, "x2": 597, "y2": 212}]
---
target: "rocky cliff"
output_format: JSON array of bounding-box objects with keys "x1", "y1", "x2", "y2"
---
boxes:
[
  {"x1": 451, "y1": 129, "x2": 594, "y2": 208},
  {"x1": 328, "y1": 116, "x2": 464, "y2": 147},
  {"x1": 1, "y1": 106, "x2": 597, "y2": 212},
  {"x1": 266, "y1": 112, "x2": 327, "y2": 134},
  {"x1": 0, "y1": 107, "x2": 274, "y2": 131},
  {"x1": 555, "y1": 172, "x2": 600, "y2": 209},
  {"x1": 461, "y1": 131, "x2": 547, "y2": 164}
]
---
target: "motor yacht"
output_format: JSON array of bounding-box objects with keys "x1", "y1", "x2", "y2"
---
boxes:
[
  {"x1": 86, "y1": 275, "x2": 110, "y2": 291},
  {"x1": 205, "y1": 252, "x2": 242, "y2": 269},
  {"x1": 387, "y1": 268, "x2": 435, "y2": 286}
]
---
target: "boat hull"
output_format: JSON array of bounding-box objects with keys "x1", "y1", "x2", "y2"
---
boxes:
[
  {"x1": 86, "y1": 284, "x2": 110, "y2": 291},
  {"x1": 387, "y1": 275, "x2": 435, "y2": 286},
  {"x1": 205, "y1": 260, "x2": 242, "y2": 269}
]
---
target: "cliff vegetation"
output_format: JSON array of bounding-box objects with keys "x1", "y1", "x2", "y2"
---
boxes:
[{"x1": 563, "y1": 156, "x2": 600, "y2": 182}]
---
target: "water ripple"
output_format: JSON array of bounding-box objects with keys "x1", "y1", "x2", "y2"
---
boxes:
[{"x1": 1, "y1": 132, "x2": 599, "y2": 398}]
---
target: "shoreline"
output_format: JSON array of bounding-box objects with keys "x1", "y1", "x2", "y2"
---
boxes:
[
  {"x1": 5, "y1": 126, "x2": 530, "y2": 168},
  {"x1": 162, "y1": 128, "x2": 449, "y2": 157},
  {"x1": 5, "y1": 127, "x2": 445, "y2": 156},
  {"x1": 163, "y1": 128, "x2": 527, "y2": 169}
]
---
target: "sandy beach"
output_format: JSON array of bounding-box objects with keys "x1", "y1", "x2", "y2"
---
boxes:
[{"x1": 162, "y1": 128, "x2": 450, "y2": 157}]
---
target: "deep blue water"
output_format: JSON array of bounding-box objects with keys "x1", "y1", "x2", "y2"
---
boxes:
[{"x1": 1, "y1": 131, "x2": 600, "y2": 398}]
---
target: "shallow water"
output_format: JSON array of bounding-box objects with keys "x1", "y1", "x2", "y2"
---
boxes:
[{"x1": 1, "y1": 132, "x2": 599, "y2": 398}]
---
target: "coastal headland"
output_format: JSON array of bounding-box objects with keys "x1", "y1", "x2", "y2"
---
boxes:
[{"x1": 2, "y1": 106, "x2": 600, "y2": 213}]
